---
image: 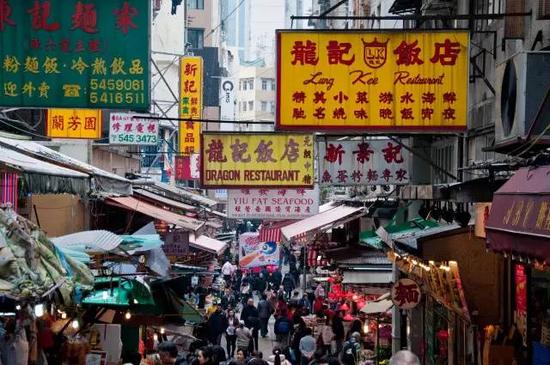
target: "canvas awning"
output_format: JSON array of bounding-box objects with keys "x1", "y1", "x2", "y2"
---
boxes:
[
  {"x1": 0, "y1": 137, "x2": 132, "y2": 195},
  {"x1": 134, "y1": 188, "x2": 197, "y2": 211},
  {"x1": 281, "y1": 205, "x2": 364, "y2": 241},
  {"x1": 106, "y1": 196, "x2": 204, "y2": 231},
  {"x1": 0, "y1": 145, "x2": 89, "y2": 195},
  {"x1": 486, "y1": 166, "x2": 550, "y2": 261},
  {"x1": 342, "y1": 270, "x2": 393, "y2": 284},
  {"x1": 189, "y1": 234, "x2": 227, "y2": 255}
]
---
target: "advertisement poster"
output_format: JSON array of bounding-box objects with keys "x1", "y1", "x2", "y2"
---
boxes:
[
  {"x1": 201, "y1": 133, "x2": 314, "y2": 188},
  {"x1": 228, "y1": 186, "x2": 319, "y2": 219},
  {"x1": 318, "y1": 139, "x2": 410, "y2": 185},
  {"x1": 277, "y1": 30, "x2": 468, "y2": 131},
  {"x1": 0, "y1": 0, "x2": 150, "y2": 110},
  {"x1": 239, "y1": 232, "x2": 279, "y2": 269}
]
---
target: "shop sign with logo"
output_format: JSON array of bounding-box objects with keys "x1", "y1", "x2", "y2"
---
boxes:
[
  {"x1": 391, "y1": 278, "x2": 421, "y2": 309},
  {"x1": 318, "y1": 139, "x2": 410, "y2": 185},
  {"x1": 109, "y1": 112, "x2": 158, "y2": 145},
  {"x1": 276, "y1": 30, "x2": 468, "y2": 132},
  {"x1": 227, "y1": 186, "x2": 319, "y2": 220}
]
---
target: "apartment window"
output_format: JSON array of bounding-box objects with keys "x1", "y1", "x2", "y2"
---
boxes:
[
  {"x1": 248, "y1": 101, "x2": 254, "y2": 111},
  {"x1": 261, "y1": 101, "x2": 268, "y2": 111},
  {"x1": 187, "y1": 0, "x2": 204, "y2": 9},
  {"x1": 187, "y1": 28, "x2": 204, "y2": 49}
]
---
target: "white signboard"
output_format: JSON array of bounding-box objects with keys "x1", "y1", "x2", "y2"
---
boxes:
[
  {"x1": 220, "y1": 78, "x2": 235, "y2": 131},
  {"x1": 109, "y1": 113, "x2": 159, "y2": 145},
  {"x1": 318, "y1": 139, "x2": 410, "y2": 186},
  {"x1": 228, "y1": 186, "x2": 319, "y2": 220}
]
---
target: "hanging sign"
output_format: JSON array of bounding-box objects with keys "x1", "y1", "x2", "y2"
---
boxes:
[
  {"x1": 179, "y1": 56, "x2": 203, "y2": 155},
  {"x1": 47, "y1": 109, "x2": 102, "y2": 139},
  {"x1": 109, "y1": 113, "x2": 158, "y2": 145},
  {"x1": 391, "y1": 278, "x2": 421, "y2": 310},
  {"x1": 276, "y1": 30, "x2": 468, "y2": 132},
  {"x1": 200, "y1": 133, "x2": 315, "y2": 188},
  {"x1": 318, "y1": 139, "x2": 410, "y2": 186},
  {"x1": 227, "y1": 186, "x2": 319, "y2": 220},
  {"x1": 0, "y1": 0, "x2": 150, "y2": 110},
  {"x1": 239, "y1": 232, "x2": 280, "y2": 269}
]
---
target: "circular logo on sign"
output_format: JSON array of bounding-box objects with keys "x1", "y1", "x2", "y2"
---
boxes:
[{"x1": 391, "y1": 278, "x2": 421, "y2": 310}]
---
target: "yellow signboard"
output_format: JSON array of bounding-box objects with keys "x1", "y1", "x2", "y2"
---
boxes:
[
  {"x1": 276, "y1": 30, "x2": 469, "y2": 131},
  {"x1": 201, "y1": 133, "x2": 314, "y2": 188},
  {"x1": 179, "y1": 56, "x2": 203, "y2": 155},
  {"x1": 46, "y1": 109, "x2": 102, "y2": 139}
]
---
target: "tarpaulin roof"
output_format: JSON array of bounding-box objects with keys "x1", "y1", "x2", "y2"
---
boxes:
[
  {"x1": 106, "y1": 196, "x2": 204, "y2": 231},
  {"x1": 0, "y1": 137, "x2": 132, "y2": 195},
  {"x1": 281, "y1": 205, "x2": 364, "y2": 241}
]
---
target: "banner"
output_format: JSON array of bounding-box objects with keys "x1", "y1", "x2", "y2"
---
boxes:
[
  {"x1": 239, "y1": 232, "x2": 280, "y2": 269},
  {"x1": 0, "y1": 0, "x2": 149, "y2": 110},
  {"x1": 175, "y1": 154, "x2": 200, "y2": 181},
  {"x1": 276, "y1": 30, "x2": 468, "y2": 131},
  {"x1": 220, "y1": 78, "x2": 235, "y2": 130},
  {"x1": 200, "y1": 133, "x2": 314, "y2": 188},
  {"x1": 46, "y1": 109, "x2": 101, "y2": 139},
  {"x1": 318, "y1": 139, "x2": 410, "y2": 185},
  {"x1": 179, "y1": 56, "x2": 203, "y2": 155},
  {"x1": 109, "y1": 113, "x2": 158, "y2": 145},
  {"x1": 228, "y1": 186, "x2": 319, "y2": 219}
]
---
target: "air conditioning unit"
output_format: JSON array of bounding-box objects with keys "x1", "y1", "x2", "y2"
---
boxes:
[{"x1": 494, "y1": 51, "x2": 550, "y2": 151}]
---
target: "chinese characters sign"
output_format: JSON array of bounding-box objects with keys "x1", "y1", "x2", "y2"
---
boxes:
[
  {"x1": 0, "y1": 0, "x2": 150, "y2": 109},
  {"x1": 318, "y1": 139, "x2": 410, "y2": 186},
  {"x1": 201, "y1": 133, "x2": 314, "y2": 188},
  {"x1": 276, "y1": 31, "x2": 468, "y2": 131},
  {"x1": 179, "y1": 56, "x2": 203, "y2": 155},
  {"x1": 391, "y1": 278, "x2": 421, "y2": 310},
  {"x1": 47, "y1": 108, "x2": 101, "y2": 139},
  {"x1": 109, "y1": 113, "x2": 158, "y2": 145},
  {"x1": 239, "y1": 232, "x2": 280, "y2": 269},
  {"x1": 227, "y1": 186, "x2": 319, "y2": 220}
]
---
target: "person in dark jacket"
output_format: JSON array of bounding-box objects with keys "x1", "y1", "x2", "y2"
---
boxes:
[
  {"x1": 207, "y1": 307, "x2": 228, "y2": 345},
  {"x1": 332, "y1": 311, "x2": 345, "y2": 355},
  {"x1": 257, "y1": 294, "x2": 272, "y2": 338},
  {"x1": 241, "y1": 298, "x2": 260, "y2": 351}
]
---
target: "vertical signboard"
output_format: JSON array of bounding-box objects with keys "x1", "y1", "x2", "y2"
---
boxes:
[
  {"x1": 276, "y1": 30, "x2": 469, "y2": 131},
  {"x1": 47, "y1": 109, "x2": 102, "y2": 139},
  {"x1": 179, "y1": 56, "x2": 203, "y2": 155},
  {"x1": 220, "y1": 78, "x2": 235, "y2": 131},
  {"x1": 0, "y1": 0, "x2": 150, "y2": 110}
]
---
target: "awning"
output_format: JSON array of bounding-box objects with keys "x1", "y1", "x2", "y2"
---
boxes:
[
  {"x1": 281, "y1": 205, "x2": 364, "y2": 241},
  {"x1": 342, "y1": 270, "x2": 393, "y2": 284},
  {"x1": 486, "y1": 166, "x2": 550, "y2": 260},
  {"x1": 106, "y1": 196, "x2": 204, "y2": 231},
  {"x1": 189, "y1": 234, "x2": 227, "y2": 255},
  {"x1": 0, "y1": 145, "x2": 89, "y2": 195},
  {"x1": 134, "y1": 188, "x2": 197, "y2": 212},
  {"x1": 361, "y1": 293, "x2": 393, "y2": 314},
  {"x1": 0, "y1": 137, "x2": 132, "y2": 195}
]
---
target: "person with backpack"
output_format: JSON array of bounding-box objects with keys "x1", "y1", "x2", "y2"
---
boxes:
[{"x1": 274, "y1": 308, "x2": 292, "y2": 347}]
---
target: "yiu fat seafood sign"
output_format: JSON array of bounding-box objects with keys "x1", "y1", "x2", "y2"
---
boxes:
[
  {"x1": 200, "y1": 133, "x2": 315, "y2": 188},
  {"x1": 227, "y1": 186, "x2": 319, "y2": 220},
  {"x1": 276, "y1": 30, "x2": 469, "y2": 132}
]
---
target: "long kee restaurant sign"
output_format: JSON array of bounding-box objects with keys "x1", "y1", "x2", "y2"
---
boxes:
[
  {"x1": 276, "y1": 30, "x2": 468, "y2": 131},
  {"x1": 200, "y1": 133, "x2": 314, "y2": 188},
  {"x1": 0, "y1": 0, "x2": 150, "y2": 110}
]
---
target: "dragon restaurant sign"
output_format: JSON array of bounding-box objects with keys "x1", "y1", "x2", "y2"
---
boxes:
[
  {"x1": 200, "y1": 133, "x2": 314, "y2": 188},
  {"x1": 276, "y1": 30, "x2": 469, "y2": 132}
]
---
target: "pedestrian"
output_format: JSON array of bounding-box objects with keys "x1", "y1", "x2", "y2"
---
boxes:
[
  {"x1": 197, "y1": 346, "x2": 216, "y2": 365},
  {"x1": 274, "y1": 308, "x2": 292, "y2": 348},
  {"x1": 282, "y1": 274, "x2": 296, "y2": 299},
  {"x1": 158, "y1": 341, "x2": 186, "y2": 365},
  {"x1": 258, "y1": 294, "x2": 272, "y2": 338},
  {"x1": 331, "y1": 311, "x2": 345, "y2": 355},
  {"x1": 240, "y1": 298, "x2": 260, "y2": 351},
  {"x1": 207, "y1": 307, "x2": 228, "y2": 345},
  {"x1": 235, "y1": 321, "x2": 252, "y2": 353},
  {"x1": 389, "y1": 350, "x2": 420, "y2": 365},
  {"x1": 298, "y1": 328, "x2": 316, "y2": 365},
  {"x1": 225, "y1": 310, "x2": 238, "y2": 358}
]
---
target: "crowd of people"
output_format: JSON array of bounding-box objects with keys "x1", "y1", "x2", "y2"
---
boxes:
[{"x1": 143, "y1": 255, "x2": 420, "y2": 365}]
